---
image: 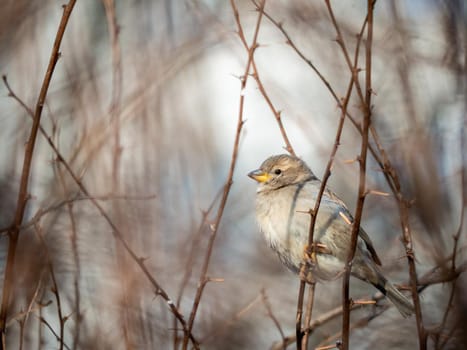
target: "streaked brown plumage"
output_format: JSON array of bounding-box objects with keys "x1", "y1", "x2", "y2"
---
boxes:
[{"x1": 248, "y1": 154, "x2": 414, "y2": 317}]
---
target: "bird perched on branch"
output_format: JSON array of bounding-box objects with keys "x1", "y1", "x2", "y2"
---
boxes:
[{"x1": 248, "y1": 154, "x2": 414, "y2": 317}]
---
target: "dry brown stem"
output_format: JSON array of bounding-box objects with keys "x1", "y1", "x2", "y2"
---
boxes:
[
  {"x1": 182, "y1": 2, "x2": 266, "y2": 348},
  {"x1": 0, "y1": 2, "x2": 77, "y2": 348}
]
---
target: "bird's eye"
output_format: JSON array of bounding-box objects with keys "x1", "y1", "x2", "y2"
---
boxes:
[{"x1": 274, "y1": 169, "x2": 282, "y2": 175}]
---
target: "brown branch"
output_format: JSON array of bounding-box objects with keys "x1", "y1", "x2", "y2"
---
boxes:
[
  {"x1": 261, "y1": 289, "x2": 287, "y2": 347},
  {"x1": 252, "y1": 1, "x2": 402, "y2": 199},
  {"x1": 252, "y1": 1, "x2": 367, "y2": 135},
  {"x1": 251, "y1": 3, "x2": 367, "y2": 349},
  {"x1": 14, "y1": 269, "x2": 46, "y2": 350},
  {"x1": 368, "y1": 123, "x2": 425, "y2": 349},
  {"x1": 101, "y1": 1, "x2": 129, "y2": 345},
  {"x1": 271, "y1": 290, "x2": 386, "y2": 350},
  {"x1": 234, "y1": 2, "x2": 295, "y2": 156},
  {"x1": 339, "y1": 0, "x2": 374, "y2": 348},
  {"x1": 301, "y1": 284, "x2": 315, "y2": 349},
  {"x1": 35, "y1": 315, "x2": 71, "y2": 350},
  {"x1": 182, "y1": 2, "x2": 265, "y2": 348},
  {"x1": 3, "y1": 56, "x2": 198, "y2": 350},
  {"x1": 0, "y1": 190, "x2": 157, "y2": 236},
  {"x1": 102, "y1": 0, "x2": 123, "y2": 188},
  {"x1": 417, "y1": 260, "x2": 467, "y2": 288},
  {"x1": 324, "y1": 3, "x2": 424, "y2": 345},
  {"x1": 304, "y1": 15, "x2": 368, "y2": 350},
  {"x1": 200, "y1": 293, "x2": 262, "y2": 345},
  {"x1": 0, "y1": 2, "x2": 77, "y2": 346},
  {"x1": 34, "y1": 224, "x2": 66, "y2": 350},
  {"x1": 316, "y1": 304, "x2": 388, "y2": 350},
  {"x1": 55, "y1": 161, "x2": 81, "y2": 350},
  {"x1": 434, "y1": 92, "x2": 467, "y2": 350},
  {"x1": 173, "y1": 187, "x2": 223, "y2": 349}
]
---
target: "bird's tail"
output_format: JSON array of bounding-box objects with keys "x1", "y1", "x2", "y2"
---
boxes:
[{"x1": 375, "y1": 277, "x2": 414, "y2": 318}]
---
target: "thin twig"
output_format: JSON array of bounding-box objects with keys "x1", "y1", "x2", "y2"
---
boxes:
[
  {"x1": 34, "y1": 224, "x2": 66, "y2": 350},
  {"x1": 324, "y1": 3, "x2": 425, "y2": 345},
  {"x1": 182, "y1": 2, "x2": 266, "y2": 348},
  {"x1": 236, "y1": 2, "x2": 296, "y2": 155},
  {"x1": 3, "y1": 58, "x2": 199, "y2": 350},
  {"x1": 55, "y1": 159, "x2": 81, "y2": 350},
  {"x1": 271, "y1": 290, "x2": 386, "y2": 350},
  {"x1": 0, "y1": 191, "x2": 157, "y2": 236},
  {"x1": 316, "y1": 305, "x2": 388, "y2": 350},
  {"x1": 101, "y1": 1, "x2": 130, "y2": 344},
  {"x1": 304, "y1": 15, "x2": 368, "y2": 350},
  {"x1": 339, "y1": 0, "x2": 374, "y2": 348},
  {"x1": 257, "y1": 3, "x2": 426, "y2": 348},
  {"x1": 200, "y1": 293, "x2": 262, "y2": 344},
  {"x1": 301, "y1": 284, "x2": 315, "y2": 349},
  {"x1": 435, "y1": 88, "x2": 466, "y2": 350},
  {"x1": 251, "y1": 3, "x2": 368, "y2": 348},
  {"x1": 173, "y1": 187, "x2": 223, "y2": 349},
  {"x1": 0, "y1": 2, "x2": 77, "y2": 347},
  {"x1": 261, "y1": 288, "x2": 287, "y2": 346},
  {"x1": 35, "y1": 315, "x2": 71, "y2": 350}
]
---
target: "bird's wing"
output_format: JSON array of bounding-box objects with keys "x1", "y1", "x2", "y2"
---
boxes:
[
  {"x1": 358, "y1": 227, "x2": 382, "y2": 266},
  {"x1": 321, "y1": 186, "x2": 382, "y2": 266}
]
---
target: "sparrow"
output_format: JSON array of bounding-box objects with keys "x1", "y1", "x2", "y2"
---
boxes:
[{"x1": 248, "y1": 154, "x2": 414, "y2": 317}]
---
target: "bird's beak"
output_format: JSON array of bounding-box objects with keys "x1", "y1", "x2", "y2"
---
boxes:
[{"x1": 248, "y1": 169, "x2": 271, "y2": 183}]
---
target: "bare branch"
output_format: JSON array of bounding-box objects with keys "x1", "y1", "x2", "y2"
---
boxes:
[{"x1": 0, "y1": 2, "x2": 78, "y2": 346}]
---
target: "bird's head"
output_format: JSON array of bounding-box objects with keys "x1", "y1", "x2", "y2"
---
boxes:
[{"x1": 248, "y1": 154, "x2": 316, "y2": 191}]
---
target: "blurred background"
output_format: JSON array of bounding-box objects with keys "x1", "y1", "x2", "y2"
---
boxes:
[{"x1": 0, "y1": 0, "x2": 465, "y2": 349}]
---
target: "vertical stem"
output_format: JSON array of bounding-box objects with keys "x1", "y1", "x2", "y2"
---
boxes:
[
  {"x1": 295, "y1": 280, "x2": 306, "y2": 349},
  {"x1": 301, "y1": 284, "x2": 315, "y2": 349},
  {"x1": 181, "y1": 2, "x2": 266, "y2": 348},
  {"x1": 0, "y1": 2, "x2": 77, "y2": 347},
  {"x1": 341, "y1": 1, "x2": 373, "y2": 348}
]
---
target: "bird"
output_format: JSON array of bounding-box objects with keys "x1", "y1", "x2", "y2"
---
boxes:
[{"x1": 248, "y1": 154, "x2": 414, "y2": 317}]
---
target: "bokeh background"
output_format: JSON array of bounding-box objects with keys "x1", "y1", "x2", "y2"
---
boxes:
[{"x1": 0, "y1": 0, "x2": 465, "y2": 349}]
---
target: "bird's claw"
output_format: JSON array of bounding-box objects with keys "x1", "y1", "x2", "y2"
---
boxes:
[
  {"x1": 299, "y1": 264, "x2": 315, "y2": 284},
  {"x1": 303, "y1": 242, "x2": 332, "y2": 263}
]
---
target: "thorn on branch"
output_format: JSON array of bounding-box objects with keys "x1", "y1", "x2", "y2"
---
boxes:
[
  {"x1": 405, "y1": 248, "x2": 415, "y2": 260},
  {"x1": 343, "y1": 158, "x2": 358, "y2": 164},
  {"x1": 153, "y1": 289, "x2": 162, "y2": 299},
  {"x1": 366, "y1": 189, "x2": 390, "y2": 197},
  {"x1": 138, "y1": 256, "x2": 149, "y2": 264},
  {"x1": 352, "y1": 299, "x2": 376, "y2": 305},
  {"x1": 206, "y1": 277, "x2": 225, "y2": 283}
]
